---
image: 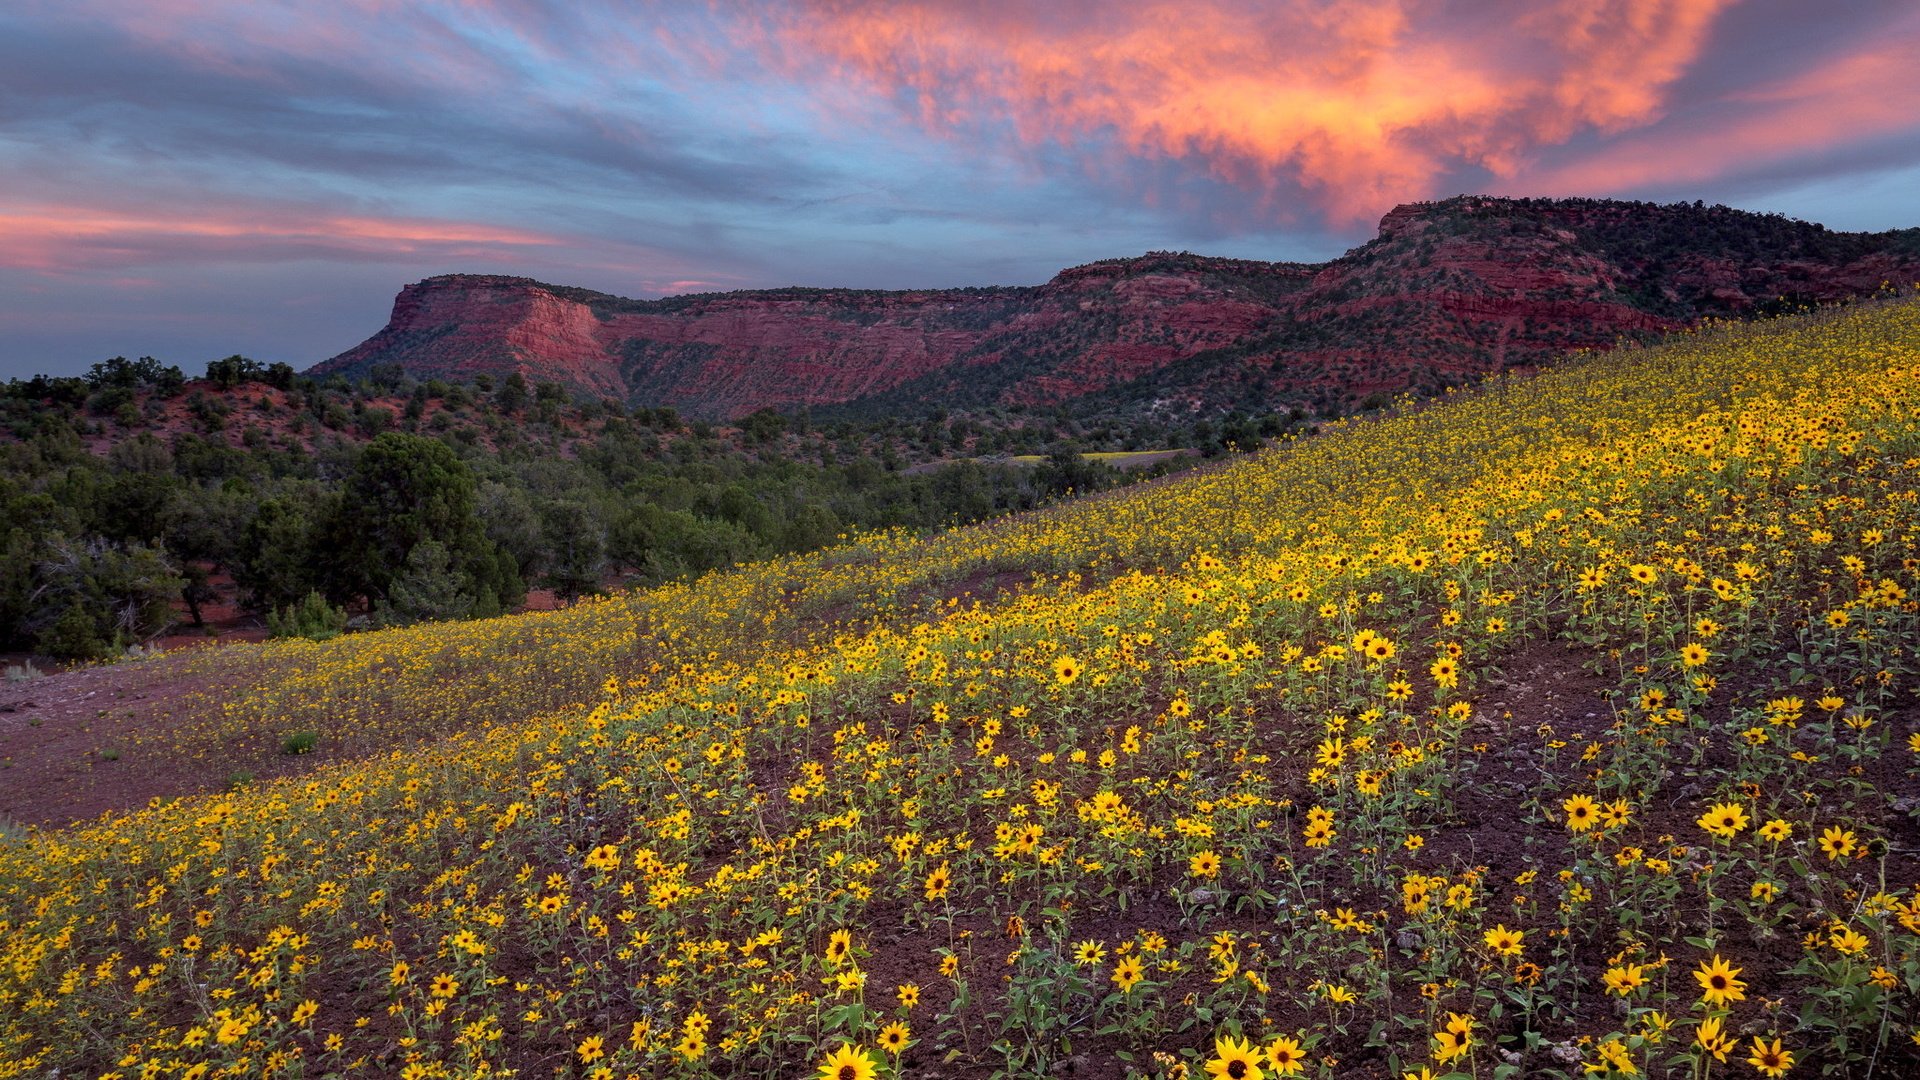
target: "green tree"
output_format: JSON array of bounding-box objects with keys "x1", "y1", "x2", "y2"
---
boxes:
[
  {"x1": 379, "y1": 540, "x2": 475, "y2": 625},
  {"x1": 24, "y1": 535, "x2": 184, "y2": 658},
  {"x1": 331, "y1": 433, "x2": 522, "y2": 613},
  {"x1": 338, "y1": 433, "x2": 478, "y2": 603},
  {"x1": 477, "y1": 481, "x2": 545, "y2": 581},
  {"x1": 538, "y1": 498, "x2": 606, "y2": 605},
  {"x1": 234, "y1": 497, "x2": 319, "y2": 611},
  {"x1": 494, "y1": 371, "x2": 530, "y2": 413}
]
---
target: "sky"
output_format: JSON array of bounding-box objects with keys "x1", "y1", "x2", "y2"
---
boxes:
[{"x1": 3, "y1": 0, "x2": 1919, "y2": 380}]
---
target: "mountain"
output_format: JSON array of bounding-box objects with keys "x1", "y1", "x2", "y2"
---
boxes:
[{"x1": 313, "y1": 196, "x2": 1920, "y2": 419}]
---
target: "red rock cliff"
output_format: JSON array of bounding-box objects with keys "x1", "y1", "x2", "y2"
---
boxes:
[{"x1": 314, "y1": 197, "x2": 1920, "y2": 418}]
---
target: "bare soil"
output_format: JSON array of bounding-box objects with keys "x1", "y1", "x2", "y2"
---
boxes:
[{"x1": 0, "y1": 654, "x2": 249, "y2": 830}]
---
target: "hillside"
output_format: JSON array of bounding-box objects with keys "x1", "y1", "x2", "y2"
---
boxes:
[
  {"x1": 5, "y1": 298, "x2": 1920, "y2": 1078},
  {"x1": 316, "y1": 196, "x2": 1920, "y2": 420}
]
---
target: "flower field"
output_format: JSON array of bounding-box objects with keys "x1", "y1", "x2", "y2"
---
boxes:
[{"x1": 4, "y1": 297, "x2": 1920, "y2": 1079}]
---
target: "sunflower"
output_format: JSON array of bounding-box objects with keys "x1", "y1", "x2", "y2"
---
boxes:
[
  {"x1": 1679, "y1": 642, "x2": 1710, "y2": 667},
  {"x1": 1829, "y1": 925, "x2": 1869, "y2": 954},
  {"x1": 1818, "y1": 825, "x2": 1857, "y2": 860},
  {"x1": 1265, "y1": 1034, "x2": 1306, "y2": 1076},
  {"x1": 1052, "y1": 655, "x2": 1081, "y2": 685},
  {"x1": 1695, "y1": 1015, "x2": 1733, "y2": 1062},
  {"x1": 1432, "y1": 1013, "x2": 1475, "y2": 1063},
  {"x1": 1629, "y1": 563, "x2": 1658, "y2": 584},
  {"x1": 1072, "y1": 940, "x2": 1106, "y2": 966},
  {"x1": 1481, "y1": 924, "x2": 1523, "y2": 958},
  {"x1": 1745, "y1": 1036, "x2": 1793, "y2": 1078},
  {"x1": 1204, "y1": 1034, "x2": 1266, "y2": 1080},
  {"x1": 1601, "y1": 963, "x2": 1646, "y2": 996},
  {"x1": 1693, "y1": 955, "x2": 1746, "y2": 1006},
  {"x1": 1696, "y1": 801, "x2": 1748, "y2": 839},
  {"x1": 877, "y1": 1021, "x2": 910, "y2": 1055},
  {"x1": 816, "y1": 1043, "x2": 878, "y2": 1080},
  {"x1": 1562, "y1": 793, "x2": 1599, "y2": 832},
  {"x1": 1189, "y1": 850, "x2": 1222, "y2": 879},
  {"x1": 923, "y1": 861, "x2": 952, "y2": 901},
  {"x1": 1111, "y1": 954, "x2": 1145, "y2": 993},
  {"x1": 1593, "y1": 1039, "x2": 1634, "y2": 1074},
  {"x1": 825, "y1": 928, "x2": 854, "y2": 967},
  {"x1": 429, "y1": 973, "x2": 458, "y2": 998},
  {"x1": 896, "y1": 983, "x2": 920, "y2": 1008}
]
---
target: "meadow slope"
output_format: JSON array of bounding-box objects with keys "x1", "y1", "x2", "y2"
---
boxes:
[{"x1": 4, "y1": 298, "x2": 1920, "y2": 1079}]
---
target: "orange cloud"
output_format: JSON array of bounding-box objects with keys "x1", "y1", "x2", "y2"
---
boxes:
[
  {"x1": 749, "y1": 0, "x2": 1739, "y2": 222},
  {"x1": 0, "y1": 204, "x2": 561, "y2": 272}
]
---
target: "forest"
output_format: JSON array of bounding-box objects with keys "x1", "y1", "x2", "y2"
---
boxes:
[{"x1": 0, "y1": 355, "x2": 1193, "y2": 658}]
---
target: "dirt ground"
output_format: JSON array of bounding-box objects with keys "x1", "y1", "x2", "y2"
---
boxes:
[
  {"x1": 3, "y1": 655, "x2": 220, "y2": 830},
  {"x1": 0, "y1": 587, "x2": 576, "y2": 834}
]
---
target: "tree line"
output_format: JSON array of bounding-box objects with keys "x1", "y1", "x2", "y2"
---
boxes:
[{"x1": 1, "y1": 357, "x2": 1144, "y2": 658}]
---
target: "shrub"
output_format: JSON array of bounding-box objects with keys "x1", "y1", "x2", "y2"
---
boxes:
[{"x1": 267, "y1": 591, "x2": 349, "y2": 641}]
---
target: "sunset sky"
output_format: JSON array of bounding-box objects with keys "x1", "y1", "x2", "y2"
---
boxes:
[{"x1": 4, "y1": 0, "x2": 1918, "y2": 379}]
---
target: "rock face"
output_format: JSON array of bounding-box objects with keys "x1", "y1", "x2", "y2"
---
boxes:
[{"x1": 315, "y1": 196, "x2": 1920, "y2": 418}]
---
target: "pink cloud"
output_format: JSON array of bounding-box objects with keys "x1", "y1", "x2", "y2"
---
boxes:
[
  {"x1": 0, "y1": 203, "x2": 563, "y2": 272},
  {"x1": 744, "y1": 0, "x2": 1743, "y2": 222},
  {"x1": 1523, "y1": 19, "x2": 1920, "y2": 194}
]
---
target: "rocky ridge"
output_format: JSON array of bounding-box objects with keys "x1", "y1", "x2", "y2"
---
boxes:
[{"x1": 314, "y1": 196, "x2": 1920, "y2": 419}]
